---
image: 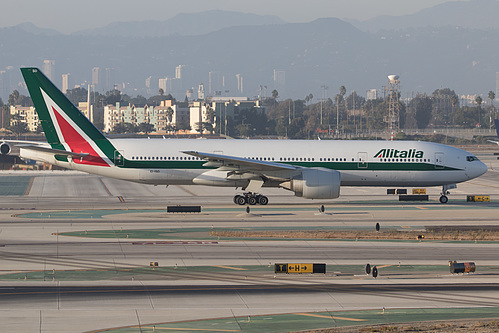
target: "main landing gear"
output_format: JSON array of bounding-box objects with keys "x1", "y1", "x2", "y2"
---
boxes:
[{"x1": 234, "y1": 193, "x2": 269, "y2": 205}]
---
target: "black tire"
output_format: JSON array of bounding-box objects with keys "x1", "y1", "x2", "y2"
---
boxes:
[
  {"x1": 248, "y1": 196, "x2": 257, "y2": 205},
  {"x1": 439, "y1": 195, "x2": 448, "y2": 204},
  {"x1": 365, "y1": 263, "x2": 371, "y2": 275},
  {"x1": 258, "y1": 195, "x2": 269, "y2": 205},
  {"x1": 234, "y1": 195, "x2": 241, "y2": 204},
  {"x1": 236, "y1": 196, "x2": 246, "y2": 205},
  {"x1": 372, "y1": 266, "x2": 378, "y2": 278}
]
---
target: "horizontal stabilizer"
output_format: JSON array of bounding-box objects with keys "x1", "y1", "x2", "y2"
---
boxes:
[{"x1": 19, "y1": 144, "x2": 89, "y2": 157}]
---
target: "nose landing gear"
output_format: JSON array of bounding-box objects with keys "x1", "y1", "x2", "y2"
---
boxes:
[
  {"x1": 439, "y1": 184, "x2": 456, "y2": 204},
  {"x1": 234, "y1": 193, "x2": 269, "y2": 205}
]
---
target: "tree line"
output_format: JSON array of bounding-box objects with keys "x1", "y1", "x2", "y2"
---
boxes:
[{"x1": 1, "y1": 86, "x2": 497, "y2": 139}]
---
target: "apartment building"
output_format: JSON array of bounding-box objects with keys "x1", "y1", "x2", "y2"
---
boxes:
[{"x1": 10, "y1": 105, "x2": 38, "y2": 132}]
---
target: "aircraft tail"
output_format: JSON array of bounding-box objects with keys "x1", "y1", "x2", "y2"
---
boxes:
[{"x1": 21, "y1": 67, "x2": 116, "y2": 167}]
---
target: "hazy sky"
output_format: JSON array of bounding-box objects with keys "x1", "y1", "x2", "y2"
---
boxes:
[{"x1": 1, "y1": 0, "x2": 458, "y2": 34}]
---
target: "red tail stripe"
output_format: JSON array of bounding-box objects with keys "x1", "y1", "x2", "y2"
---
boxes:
[{"x1": 52, "y1": 106, "x2": 110, "y2": 167}]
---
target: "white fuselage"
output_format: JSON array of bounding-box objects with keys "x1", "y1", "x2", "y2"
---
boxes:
[{"x1": 20, "y1": 139, "x2": 488, "y2": 189}]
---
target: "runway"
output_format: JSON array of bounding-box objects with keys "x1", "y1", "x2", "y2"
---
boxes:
[{"x1": 1, "y1": 147, "x2": 499, "y2": 332}]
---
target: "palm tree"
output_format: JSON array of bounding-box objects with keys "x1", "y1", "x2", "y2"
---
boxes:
[
  {"x1": 476, "y1": 95, "x2": 483, "y2": 127},
  {"x1": 450, "y1": 95, "x2": 458, "y2": 125},
  {"x1": 488, "y1": 91, "x2": 495, "y2": 107},
  {"x1": 489, "y1": 91, "x2": 496, "y2": 128},
  {"x1": 272, "y1": 90, "x2": 279, "y2": 106},
  {"x1": 339, "y1": 86, "x2": 347, "y2": 126},
  {"x1": 339, "y1": 86, "x2": 346, "y2": 98},
  {"x1": 165, "y1": 107, "x2": 174, "y2": 123},
  {"x1": 336, "y1": 86, "x2": 346, "y2": 135}
]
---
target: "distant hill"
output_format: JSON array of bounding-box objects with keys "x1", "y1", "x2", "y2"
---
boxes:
[
  {"x1": 351, "y1": 0, "x2": 499, "y2": 32},
  {"x1": 73, "y1": 10, "x2": 286, "y2": 37},
  {"x1": 11, "y1": 22, "x2": 61, "y2": 36},
  {"x1": 1, "y1": 14, "x2": 499, "y2": 101}
]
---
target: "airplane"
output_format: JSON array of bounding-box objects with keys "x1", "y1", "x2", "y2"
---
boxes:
[
  {"x1": 487, "y1": 119, "x2": 499, "y2": 145},
  {"x1": 0, "y1": 67, "x2": 488, "y2": 205}
]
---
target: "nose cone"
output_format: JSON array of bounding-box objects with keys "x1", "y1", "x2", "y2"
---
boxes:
[
  {"x1": 479, "y1": 161, "x2": 488, "y2": 176},
  {"x1": 470, "y1": 161, "x2": 488, "y2": 179}
]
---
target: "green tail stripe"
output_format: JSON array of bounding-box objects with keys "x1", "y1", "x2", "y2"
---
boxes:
[{"x1": 20, "y1": 68, "x2": 116, "y2": 159}]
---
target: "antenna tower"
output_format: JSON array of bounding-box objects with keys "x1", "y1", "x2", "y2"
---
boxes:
[{"x1": 385, "y1": 75, "x2": 400, "y2": 133}]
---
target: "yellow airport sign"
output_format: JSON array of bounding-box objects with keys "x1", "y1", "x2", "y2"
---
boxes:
[
  {"x1": 467, "y1": 195, "x2": 490, "y2": 202},
  {"x1": 274, "y1": 263, "x2": 326, "y2": 274},
  {"x1": 412, "y1": 188, "x2": 426, "y2": 194}
]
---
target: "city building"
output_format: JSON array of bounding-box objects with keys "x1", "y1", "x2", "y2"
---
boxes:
[
  {"x1": 104, "y1": 68, "x2": 114, "y2": 92},
  {"x1": 10, "y1": 105, "x2": 39, "y2": 132},
  {"x1": 42, "y1": 60, "x2": 55, "y2": 81},
  {"x1": 9, "y1": 101, "x2": 94, "y2": 132},
  {"x1": 77, "y1": 102, "x2": 93, "y2": 123},
  {"x1": 197, "y1": 83, "x2": 205, "y2": 100},
  {"x1": 92, "y1": 67, "x2": 100, "y2": 87},
  {"x1": 62, "y1": 73, "x2": 70, "y2": 94},
  {"x1": 366, "y1": 89, "x2": 378, "y2": 100},
  {"x1": 159, "y1": 78, "x2": 168, "y2": 94},
  {"x1": 103, "y1": 100, "x2": 189, "y2": 134},
  {"x1": 175, "y1": 65, "x2": 184, "y2": 79},
  {"x1": 208, "y1": 71, "x2": 223, "y2": 96},
  {"x1": 235, "y1": 74, "x2": 243, "y2": 94},
  {"x1": 273, "y1": 69, "x2": 286, "y2": 94},
  {"x1": 200, "y1": 98, "x2": 266, "y2": 135}
]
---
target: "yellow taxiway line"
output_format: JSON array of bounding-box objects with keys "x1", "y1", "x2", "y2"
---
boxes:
[
  {"x1": 293, "y1": 312, "x2": 366, "y2": 322},
  {"x1": 212, "y1": 265, "x2": 247, "y2": 271}
]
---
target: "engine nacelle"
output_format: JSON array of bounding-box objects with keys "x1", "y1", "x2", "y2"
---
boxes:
[
  {"x1": 0, "y1": 142, "x2": 11, "y2": 155},
  {"x1": 281, "y1": 168, "x2": 341, "y2": 199}
]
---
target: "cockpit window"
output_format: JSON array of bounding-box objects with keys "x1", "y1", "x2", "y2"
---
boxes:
[{"x1": 466, "y1": 156, "x2": 479, "y2": 162}]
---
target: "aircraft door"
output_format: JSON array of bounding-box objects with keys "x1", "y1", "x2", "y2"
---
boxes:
[
  {"x1": 114, "y1": 150, "x2": 125, "y2": 167},
  {"x1": 435, "y1": 152, "x2": 444, "y2": 169},
  {"x1": 357, "y1": 152, "x2": 368, "y2": 169}
]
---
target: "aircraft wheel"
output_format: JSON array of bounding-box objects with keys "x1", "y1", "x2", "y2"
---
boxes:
[
  {"x1": 236, "y1": 196, "x2": 246, "y2": 205},
  {"x1": 248, "y1": 196, "x2": 257, "y2": 205},
  {"x1": 258, "y1": 195, "x2": 269, "y2": 205},
  {"x1": 234, "y1": 195, "x2": 241, "y2": 204},
  {"x1": 439, "y1": 195, "x2": 448, "y2": 204}
]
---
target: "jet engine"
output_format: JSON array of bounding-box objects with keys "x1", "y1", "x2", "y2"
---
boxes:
[
  {"x1": 0, "y1": 142, "x2": 11, "y2": 155},
  {"x1": 281, "y1": 168, "x2": 341, "y2": 199}
]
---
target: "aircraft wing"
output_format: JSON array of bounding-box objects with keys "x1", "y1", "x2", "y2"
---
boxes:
[
  {"x1": 182, "y1": 151, "x2": 298, "y2": 172},
  {"x1": 18, "y1": 144, "x2": 90, "y2": 158}
]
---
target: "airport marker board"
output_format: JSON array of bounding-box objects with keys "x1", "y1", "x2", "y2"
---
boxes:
[{"x1": 274, "y1": 263, "x2": 326, "y2": 274}]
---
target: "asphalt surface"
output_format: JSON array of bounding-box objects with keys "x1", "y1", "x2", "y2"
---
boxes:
[{"x1": 1, "y1": 146, "x2": 499, "y2": 332}]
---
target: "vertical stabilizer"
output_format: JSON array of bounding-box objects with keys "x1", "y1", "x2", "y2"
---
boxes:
[{"x1": 21, "y1": 67, "x2": 115, "y2": 167}]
